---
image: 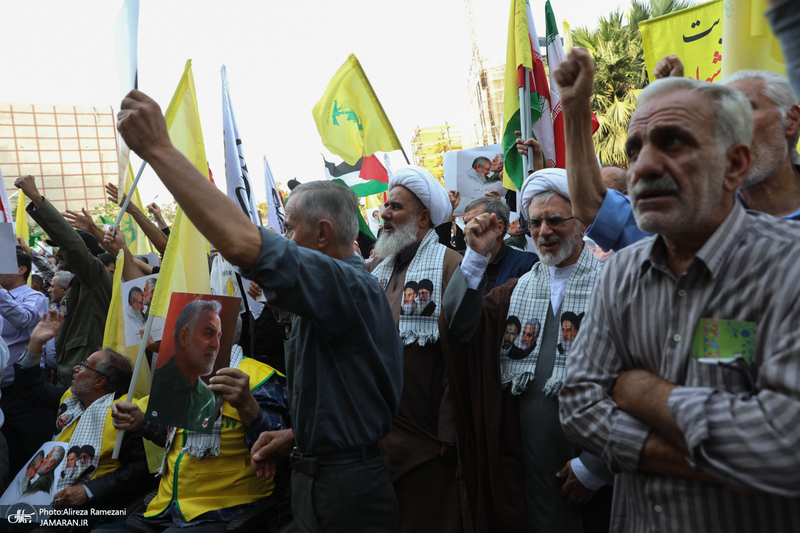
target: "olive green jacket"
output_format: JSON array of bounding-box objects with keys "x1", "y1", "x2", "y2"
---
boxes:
[{"x1": 28, "y1": 198, "x2": 112, "y2": 386}]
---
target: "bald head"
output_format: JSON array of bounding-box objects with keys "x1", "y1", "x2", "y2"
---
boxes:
[{"x1": 601, "y1": 167, "x2": 627, "y2": 194}]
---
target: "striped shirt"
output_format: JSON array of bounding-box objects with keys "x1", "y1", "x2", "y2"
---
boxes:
[{"x1": 559, "y1": 202, "x2": 800, "y2": 532}]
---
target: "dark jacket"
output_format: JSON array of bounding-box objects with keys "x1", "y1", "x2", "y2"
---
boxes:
[{"x1": 28, "y1": 199, "x2": 112, "y2": 386}]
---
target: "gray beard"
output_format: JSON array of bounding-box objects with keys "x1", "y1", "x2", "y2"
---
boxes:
[
  {"x1": 375, "y1": 217, "x2": 419, "y2": 258},
  {"x1": 535, "y1": 226, "x2": 583, "y2": 267}
]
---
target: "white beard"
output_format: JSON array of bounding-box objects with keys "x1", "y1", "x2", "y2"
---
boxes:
[{"x1": 375, "y1": 216, "x2": 419, "y2": 258}]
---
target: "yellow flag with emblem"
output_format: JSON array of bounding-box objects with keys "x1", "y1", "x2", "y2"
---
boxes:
[
  {"x1": 148, "y1": 59, "x2": 212, "y2": 319},
  {"x1": 312, "y1": 54, "x2": 403, "y2": 166},
  {"x1": 120, "y1": 163, "x2": 152, "y2": 255},
  {"x1": 640, "y1": 0, "x2": 724, "y2": 84}
]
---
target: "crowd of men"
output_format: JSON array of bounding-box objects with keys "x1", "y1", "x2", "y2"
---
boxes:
[{"x1": 1, "y1": 0, "x2": 799, "y2": 529}]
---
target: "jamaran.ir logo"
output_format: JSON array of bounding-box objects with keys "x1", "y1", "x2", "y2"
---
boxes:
[{"x1": 6, "y1": 502, "x2": 38, "y2": 524}]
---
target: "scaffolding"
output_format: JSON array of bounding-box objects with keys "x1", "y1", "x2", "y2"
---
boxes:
[{"x1": 410, "y1": 124, "x2": 462, "y2": 181}]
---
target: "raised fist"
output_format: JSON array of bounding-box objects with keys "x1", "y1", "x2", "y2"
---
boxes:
[{"x1": 553, "y1": 48, "x2": 595, "y2": 109}]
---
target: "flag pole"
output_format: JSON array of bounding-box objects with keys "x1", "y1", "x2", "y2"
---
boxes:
[
  {"x1": 114, "y1": 160, "x2": 148, "y2": 229},
  {"x1": 112, "y1": 313, "x2": 155, "y2": 459},
  {"x1": 518, "y1": 85, "x2": 528, "y2": 175},
  {"x1": 523, "y1": 68, "x2": 534, "y2": 174},
  {"x1": 400, "y1": 148, "x2": 410, "y2": 165}
]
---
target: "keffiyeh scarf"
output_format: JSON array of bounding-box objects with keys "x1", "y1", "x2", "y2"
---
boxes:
[
  {"x1": 372, "y1": 229, "x2": 446, "y2": 346},
  {"x1": 501, "y1": 245, "x2": 600, "y2": 395}
]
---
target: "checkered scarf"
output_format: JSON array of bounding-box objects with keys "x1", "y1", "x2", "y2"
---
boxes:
[
  {"x1": 54, "y1": 392, "x2": 115, "y2": 492},
  {"x1": 502, "y1": 245, "x2": 600, "y2": 395},
  {"x1": 372, "y1": 229, "x2": 446, "y2": 346},
  {"x1": 157, "y1": 345, "x2": 244, "y2": 475}
]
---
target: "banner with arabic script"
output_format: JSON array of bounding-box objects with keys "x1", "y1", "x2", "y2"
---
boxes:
[{"x1": 640, "y1": 0, "x2": 724, "y2": 84}]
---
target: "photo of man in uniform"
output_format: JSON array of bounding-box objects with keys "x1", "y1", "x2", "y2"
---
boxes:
[
  {"x1": 520, "y1": 318, "x2": 541, "y2": 357},
  {"x1": 145, "y1": 299, "x2": 223, "y2": 433},
  {"x1": 141, "y1": 278, "x2": 156, "y2": 319}
]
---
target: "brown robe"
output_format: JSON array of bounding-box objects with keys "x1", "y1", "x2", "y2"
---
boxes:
[
  {"x1": 368, "y1": 245, "x2": 465, "y2": 533},
  {"x1": 439, "y1": 279, "x2": 528, "y2": 533}
]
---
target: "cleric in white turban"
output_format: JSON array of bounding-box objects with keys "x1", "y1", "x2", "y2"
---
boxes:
[
  {"x1": 519, "y1": 168, "x2": 571, "y2": 218},
  {"x1": 389, "y1": 166, "x2": 452, "y2": 227}
]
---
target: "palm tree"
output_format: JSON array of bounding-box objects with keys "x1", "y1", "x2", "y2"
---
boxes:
[{"x1": 569, "y1": 0, "x2": 695, "y2": 167}]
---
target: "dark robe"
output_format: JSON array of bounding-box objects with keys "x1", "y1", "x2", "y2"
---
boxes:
[{"x1": 439, "y1": 279, "x2": 527, "y2": 532}]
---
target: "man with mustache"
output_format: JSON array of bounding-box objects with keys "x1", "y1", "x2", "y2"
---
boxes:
[
  {"x1": 539, "y1": 49, "x2": 800, "y2": 254},
  {"x1": 440, "y1": 170, "x2": 612, "y2": 532},
  {"x1": 558, "y1": 50, "x2": 800, "y2": 531},
  {"x1": 147, "y1": 300, "x2": 220, "y2": 432}
]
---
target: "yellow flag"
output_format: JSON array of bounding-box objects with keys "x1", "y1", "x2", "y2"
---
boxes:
[
  {"x1": 721, "y1": 0, "x2": 786, "y2": 77},
  {"x1": 15, "y1": 191, "x2": 28, "y2": 240},
  {"x1": 312, "y1": 54, "x2": 403, "y2": 165},
  {"x1": 102, "y1": 251, "x2": 151, "y2": 395},
  {"x1": 148, "y1": 59, "x2": 211, "y2": 318},
  {"x1": 120, "y1": 163, "x2": 152, "y2": 255},
  {"x1": 639, "y1": 0, "x2": 724, "y2": 83},
  {"x1": 563, "y1": 20, "x2": 573, "y2": 55}
]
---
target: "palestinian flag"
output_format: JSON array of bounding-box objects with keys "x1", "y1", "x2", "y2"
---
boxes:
[{"x1": 323, "y1": 154, "x2": 389, "y2": 197}]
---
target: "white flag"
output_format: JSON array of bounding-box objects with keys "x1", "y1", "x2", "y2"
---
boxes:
[
  {"x1": 113, "y1": 0, "x2": 139, "y2": 202},
  {"x1": 264, "y1": 155, "x2": 286, "y2": 234},
  {"x1": 222, "y1": 65, "x2": 260, "y2": 226}
]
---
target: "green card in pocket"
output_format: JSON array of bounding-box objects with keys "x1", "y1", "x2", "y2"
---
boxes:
[{"x1": 691, "y1": 318, "x2": 756, "y2": 364}]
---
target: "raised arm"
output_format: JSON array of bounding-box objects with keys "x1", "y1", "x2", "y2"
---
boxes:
[
  {"x1": 553, "y1": 48, "x2": 606, "y2": 224},
  {"x1": 116, "y1": 89, "x2": 261, "y2": 270},
  {"x1": 105, "y1": 182, "x2": 169, "y2": 255},
  {"x1": 17, "y1": 175, "x2": 110, "y2": 287}
]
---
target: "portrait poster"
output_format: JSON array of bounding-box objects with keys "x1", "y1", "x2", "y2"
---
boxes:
[
  {"x1": 444, "y1": 144, "x2": 505, "y2": 216},
  {"x1": 121, "y1": 274, "x2": 165, "y2": 348},
  {"x1": 134, "y1": 253, "x2": 160, "y2": 268},
  {"x1": 0, "y1": 222, "x2": 17, "y2": 274},
  {"x1": 0, "y1": 442, "x2": 69, "y2": 507},
  {"x1": 143, "y1": 292, "x2": 240, "y2": 433}
]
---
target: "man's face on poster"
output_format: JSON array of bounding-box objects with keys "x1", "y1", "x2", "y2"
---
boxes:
[
  {"x1": 521, "y1": 324, "x2": 538, "y2": 350},
  {"x1": 562, "y1": 320, "x2": 577, "y2": 343},
  {"x1": 491, "y1": 156, "x2": 503, "y2": 173},
  {"x1": 478, "y1": 161, "x2": 491, "y2": 177},
  {"x1": 79, "y1": 452, "x2": 92, "y2": 465},
  {"x1": 503, "y1": 323, "x2": 519, "y2": 348},
  {"x1": 131, "y1": 292, "x2": 144, "y2": 312},
  {"x1": 403, "y1": 287, "x2": 416, "y2": 305},
  {"x1": 180, "y1": 309, "x2": 222, "y2": 379},
  {"x1": 418, "y1": 288, "x2": 431, "y2": 305},
  {"x1": 143, "y1": 287, "x2": 153, "y2": 306},
  {"x1": 39, "y1": 450, "x2": 57, "y2": 474},
  {"x1": 66, "y1": 452, "x2": 77, "y2": 468}
]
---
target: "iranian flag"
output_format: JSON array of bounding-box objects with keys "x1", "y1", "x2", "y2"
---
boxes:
[
  {"x1": 545, "y1": 1, "x2": 566, "y2": 169},
  {"x1": 525, "y1": 0, "x2": 558, "y2": 169},
  {"x1": 323, "y1": 154, "x2": 389, "y2": 197}
]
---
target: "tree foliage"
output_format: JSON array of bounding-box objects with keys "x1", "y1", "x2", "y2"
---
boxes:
[{"x1": 569, "y1": 0, "x2": 695, "y2": 167}]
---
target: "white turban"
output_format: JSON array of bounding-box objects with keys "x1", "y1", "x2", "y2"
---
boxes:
[
  {"x1": 389, "y1": 166, "x2": 452, "y2": 227},
  {"x1": 519, "y1": 168, "x2": 571, "y2": 218}
]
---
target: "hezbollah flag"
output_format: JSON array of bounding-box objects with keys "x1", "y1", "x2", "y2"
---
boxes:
[
  {"x1": 640, "y1": 0, "x2": 724, "y2": 83},
  {"x1": 502, "y1": 0, "x2": 545, "y2": 192},
  {"x1": 120, "y1": 162, "x2": 152, "y2": 255},
  {"x1": 312, "y1": 54, "x2": 403, "y2": 166},
  {"x1": 148, "y1": 59, "x2": 212, "y2": 319}
]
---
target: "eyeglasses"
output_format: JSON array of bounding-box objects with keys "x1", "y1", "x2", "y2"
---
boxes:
[
  {"x1": 78, "y1": 360, "x2": 104, "y2": 376},
  {"x1": 528, "y1": 216, "x2": 574, "y2": 229}
]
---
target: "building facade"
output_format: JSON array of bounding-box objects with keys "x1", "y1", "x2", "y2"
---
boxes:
[{"x1": 0, "y1": 103, "x2": 118, "y2": 213}]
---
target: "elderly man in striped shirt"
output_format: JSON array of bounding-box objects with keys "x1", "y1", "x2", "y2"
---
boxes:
[{"x1": 558, "y1": 51, "x2": 800, "y2": 532}]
